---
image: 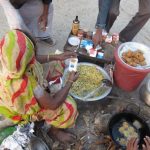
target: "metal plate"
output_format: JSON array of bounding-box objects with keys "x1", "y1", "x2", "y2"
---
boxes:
[
  {"x1": 118, "y1": 42, "x2": 150, "y2": 69},
  {"x1": 62, "y1": 62, "x2": 112, "y2": 101},
  {"x1": 68, "y1": 36, "x2": 80, "y2": 46}
]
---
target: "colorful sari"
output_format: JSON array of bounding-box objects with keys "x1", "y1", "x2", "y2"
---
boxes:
[{"x1": 0, "y1": 30, "x2": 78, "y2": 128}]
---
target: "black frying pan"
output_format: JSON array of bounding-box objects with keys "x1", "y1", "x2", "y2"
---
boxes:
[{"x1": 108, "y1": 112, "x2": 150, "y2": 149}]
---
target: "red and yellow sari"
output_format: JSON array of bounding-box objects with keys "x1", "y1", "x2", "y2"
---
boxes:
[{"x1": 0, "y1": 30, "x2": 78, "y2": 128}]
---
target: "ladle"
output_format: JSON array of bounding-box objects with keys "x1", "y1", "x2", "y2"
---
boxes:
[{"x1": 83, "y1": 79, "x2": 112, "y2": 100}]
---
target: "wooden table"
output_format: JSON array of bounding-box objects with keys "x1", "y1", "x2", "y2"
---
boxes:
[{"x1": 64, "y1": 32, "x2": 117, "y2": 67}]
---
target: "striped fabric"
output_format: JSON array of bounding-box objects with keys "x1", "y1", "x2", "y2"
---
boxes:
[
  {"x1": 38, "y1": 96, "x2": 78, "y2": 129},
  {"x1": 0, "y1": 30, "x2": 41, "y2": 124},
  {"x1": 0, "y1": 30, "x2": 78, "y2": 128}
]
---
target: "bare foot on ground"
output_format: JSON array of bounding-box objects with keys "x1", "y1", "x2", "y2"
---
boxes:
[{"x1": 48, "y1": 127, "x2": 76, "y2": 143}]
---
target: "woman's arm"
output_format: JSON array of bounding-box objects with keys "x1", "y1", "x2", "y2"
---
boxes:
[
  {"x1": 36, "y1": 54, "x2": 59, "y2": 63},
  {"x1": 36, "y1": 81, "x2": 73, "y2": 110},
  {"x1": 36, "y1": 51, "x2": 77, "y2": 64},
  {"x1": 35, "y1": 71, "x2": 79, "y2": 110}
]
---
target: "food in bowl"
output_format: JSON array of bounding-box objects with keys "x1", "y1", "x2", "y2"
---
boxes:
[
  {"x1": 66, "y1": 65, "x2": 104, "y2": 98},
  {"x1": 122, "y1": 50, "x2": 147, "y2": 67},
  {"x1": 117, "y1": 121, "x2": 138, "y2": 146}
]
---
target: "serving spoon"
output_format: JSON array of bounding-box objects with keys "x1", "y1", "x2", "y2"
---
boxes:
[{"x1": 82, "y1": 79, "x2": 112, "y2": 100}]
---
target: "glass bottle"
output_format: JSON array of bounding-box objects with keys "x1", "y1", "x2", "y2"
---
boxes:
[{"x1": 71, "y1": 16, "x2": 80, "y2": 35}]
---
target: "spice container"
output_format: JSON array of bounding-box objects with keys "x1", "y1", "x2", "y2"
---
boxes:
[
  {"x1": 72, "y1": 16, "x2": 80, "y2": 35},
  {"x1": 83, "y1": 29, "x2": 88, "y2": 38},
  {"x1": 89, "y1": 48, "x2": 97, "y2": 57},
  {"x1": 77, "y1": 29, "x2": 84, "y2": 40},
  {"x1": 97, "y1": 52, "x2": 104, "y2": 59}
]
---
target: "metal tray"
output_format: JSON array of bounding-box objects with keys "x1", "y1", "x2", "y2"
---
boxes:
[{"x1": 62, "y1": 62, "x2": 112, "y2": 101}]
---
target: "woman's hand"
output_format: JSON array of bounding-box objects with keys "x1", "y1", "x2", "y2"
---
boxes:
[
  {"x1": 127, "y1": 138, "x2": 138, "y2": 150},
  {"x1": 143, "y1": 136, "x2": 150, "y2": 150},
  {"x1": 58, "y1": 52, "x2": 77, "y2": 61},
  {"x1": 68, "y1": 71, "x2": 79, "y2": 83}
]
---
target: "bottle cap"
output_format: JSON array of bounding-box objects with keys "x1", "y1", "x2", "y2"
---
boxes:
[{"x1": 74, "y1": 16, "x2": 80, "y2": 23}]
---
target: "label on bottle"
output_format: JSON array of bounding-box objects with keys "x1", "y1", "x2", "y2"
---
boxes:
[
  {"x1": 68, "y1": 58, "x2": 78, "y2": 72},
  {"x1": 72, "y1": 23, "x2": 79, "y2": 35}
]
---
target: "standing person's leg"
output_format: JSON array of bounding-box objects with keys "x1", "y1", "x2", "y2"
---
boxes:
[
  {"x1": 96, "y1": 0, "x2": 112, "y2": 29},
  {"x1": 19, "y1": 0, "x2": 54, "y2": 45},
  {"x1": 0, "y1": 0, "x2": 30, "y2": 32},
  {"x1": 105, "y1": 0, "x2": 121, "y2": 32},
  {"x1": 120, "y1": 0, "x2": 150, "y2": 42}
]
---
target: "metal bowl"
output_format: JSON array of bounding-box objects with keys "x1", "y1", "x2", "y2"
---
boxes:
[
  {"x1": 118, "y1": 42, "x2": 150, "y2": 69},
  {"x1": 62, "y1": 62, "x2": 112, "y2": 101}
]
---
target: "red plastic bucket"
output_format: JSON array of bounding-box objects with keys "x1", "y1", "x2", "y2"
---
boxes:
[{"x1": 114, "y1": 43, "x2": 150, "y2": 92}]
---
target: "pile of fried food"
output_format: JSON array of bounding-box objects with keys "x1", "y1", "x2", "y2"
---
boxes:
[
  {"x1": 117, "y1": 121, "x2": 138, "y2": 146},
  {"x1": 122, "y1": 49, "x2": 147, "y2": 67},
  {"x1": 70, "y1": 65, "x2": 104, "y2": 98}
]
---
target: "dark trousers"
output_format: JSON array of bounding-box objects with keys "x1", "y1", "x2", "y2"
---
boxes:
[{"x1": 105, "y1": 0, "x2": 150, "y2": 42}]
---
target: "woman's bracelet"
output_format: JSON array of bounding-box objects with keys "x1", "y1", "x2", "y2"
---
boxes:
[{"x1": 47, "y1": 54, "x2": 50, "y2": 62}]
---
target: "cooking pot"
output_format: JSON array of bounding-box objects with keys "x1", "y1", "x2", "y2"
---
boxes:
[{"x1": 108, "y1": 105, "x2": 150, "y2": 149}]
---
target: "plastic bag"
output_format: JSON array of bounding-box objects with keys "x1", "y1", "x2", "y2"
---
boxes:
[{"x1": 0, "y1": 123, "x2": 49, "y2": 150}]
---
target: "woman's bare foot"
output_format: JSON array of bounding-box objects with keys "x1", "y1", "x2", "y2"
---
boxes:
[{"x1": 48, "y1": 127, "x2": 76, "y2": 143}]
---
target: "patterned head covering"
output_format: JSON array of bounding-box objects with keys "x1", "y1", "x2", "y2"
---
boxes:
[
  {"x1": 0, "y1": 30, "x2": 42, "y2": 124},
  {"x1": 0, "y1": 30, "x2": 35, "y2": 79}
]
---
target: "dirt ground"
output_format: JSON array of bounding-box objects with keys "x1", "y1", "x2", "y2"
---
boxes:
[{"x1": 0, "y1": 1, "x2": 150, "y2": 150}]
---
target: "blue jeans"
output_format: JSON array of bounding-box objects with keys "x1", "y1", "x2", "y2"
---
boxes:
[
  {"x1": 96, "y1": 0, "x2": 150, "y2": 41},
  {"x1": 96, "y1": 0, "x2": 112, "y2": 29}
]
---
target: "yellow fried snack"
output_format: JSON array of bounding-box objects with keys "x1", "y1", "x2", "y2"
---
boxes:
[
  {"x1": 123, "y1": 121, "x2": 129, "y2": 129},
  {"x1": 122, "y1": 49, "x2": 147, "y2": 67},
  {"x1": 140, "y1": 61, "x2": 147, "y2": 66},
  {"x1": 117, "y1": 122, "x2": 138, "y2": 146},
  {"x1": 117, "y1": 138, "x2": 126, "y2": 146}
]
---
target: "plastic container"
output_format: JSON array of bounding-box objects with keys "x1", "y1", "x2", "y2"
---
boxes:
[
  {"x1": 114, "y1": 42, "x2": 150, "y2": 91},
  {"x1": 68, "y1": 58, "x2": 78, "y2": 72},
  {"x1": 77, "y1": 29, "x2": 84, "y2": 39}
]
